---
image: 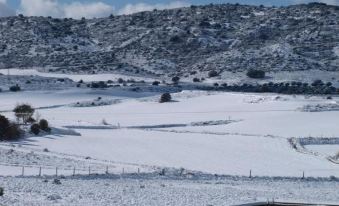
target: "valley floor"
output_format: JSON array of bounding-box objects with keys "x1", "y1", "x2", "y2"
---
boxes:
[
  {"x1": 0, "y1": 70, "x2": 339, "y2": 205},
  {"x1": 1, "y1": 89, "x2": 338, "y2": 177}
]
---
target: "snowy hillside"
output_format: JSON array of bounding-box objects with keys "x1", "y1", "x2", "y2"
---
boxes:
[{"x1": 0, "y1": 2, "x2": 338, "y2": 79}]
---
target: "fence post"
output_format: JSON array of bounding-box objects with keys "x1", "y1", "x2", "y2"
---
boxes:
[
  {"x1": 73, "y1": 167, "x2": 75, "y2": 176},
  {"x1": 138, "y1": 168, "x2": 140, "y2": 174},
  {"x1": 106, "y1": 166, "x2": 109, "y2": 174},
  {"x1": 249, "y1": 170, "x2": 252, "y2": 178},
  {"x1": 302, "y1": 171, "x2": 305, "y2": 179},
  {"x1": 39, "y1": 167, "x2": 41, "y2": 177},
  {"x1": 56, "y1": 167, "x2": 58, "y2": 177},
  {"x1": 22, "y1": 166, "x2": 25, "y2": 176},
  {"x1": 122, "y1": 168, "x2": 125, "y2": 174},
  {"x1": 89, "y1": 166, "x2": 91, "y2": 175}
]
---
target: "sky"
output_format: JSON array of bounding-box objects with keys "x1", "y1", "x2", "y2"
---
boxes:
[{"x1": 0, "y1": 0, "x2": 338, "y2": 18}]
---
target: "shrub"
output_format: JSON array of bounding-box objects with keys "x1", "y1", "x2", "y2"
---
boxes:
[
  {"x1": 13, "y1": 104, "x2": 35, "y2": 124},
  {"x1": 159, "y1": 93, "x2": 172, "y2": 103},
  {"x1": 199, "y1": 20, "x2": 211, "y2": 27},
  {"x1": 9, "y1": 84, "x2": 21, "y2": 92},
  {"x1": 171, "y1": 76, "x2": 180, "y2": 83},
  {"x1": 152, "y1": 81, "x2": 160, "y2": 86},
  {"x1": 326, "y1": 82, "x2": 332, "y2": 87},
  {"x1": 0, "y1": 115, "x2": 22, "y2": 140},
  {"x1": 90, "y1": 81, "x2": 108, "y2": 88},
  {"x1": 117, "y1": 78, "x2": 124, "y2": 84},
  {"x1": 311, "y1": 79, "x2": 324, "y2": 87},
  {"x1": 39, "y1": 119, "x2": 50, "y2": 132},
  {"x1": 26, "y1": 117, "x2": 36, "y2": 124},
  {"x1": 193, "y1": 78, "x2": 200, "y2": 82},
  {"x1": 53, "y1": 179, "x2": 61, "y2": 185},
  {"x1": 246, "y1": 70, "x2": 266, "y2": 79},
  {"x1": 208, "y1": 70, "x2": 218, "y2": 78},
  {"x1": 4, "y1": 123, "x2": 22, "y2": 140},
  {"x1": 0, "y1": 115, "x2": 10, "y2": 128},
  {"x1": 0, "y1": 115, "x2": 10, "y2": 138},
  {"x1": 221, "y1": 83, "x2": 228, "y2": 88},
  {"x1": 30, "y1": 124, "x2": 40, "y2": 135},
  {"x1": 170, "y1": 35, "x2": 181, "y2": 43}
]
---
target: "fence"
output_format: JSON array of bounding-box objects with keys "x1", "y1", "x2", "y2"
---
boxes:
[
  {"x1": 0, "y1": 163, "x2": 149, "y2": 177},
  {"x1": 1, "y1": 163, "x2": 326, "y2": 180}
]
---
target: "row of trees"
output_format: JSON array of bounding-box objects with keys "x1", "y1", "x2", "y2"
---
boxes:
[
  {"x1": 203, "y1": 80, "x2": 338, "y2": 95},
  {"x1": 168, "y1": 70, "x2": 265, "y2": 85}
]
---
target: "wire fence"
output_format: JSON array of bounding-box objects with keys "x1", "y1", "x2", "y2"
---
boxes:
[
  {"x1": 1, "y1": 162, "x2": 338, "y2": 180},
  {"x1": 0, "y1": 163, "x2": 150, "y2": 177}
]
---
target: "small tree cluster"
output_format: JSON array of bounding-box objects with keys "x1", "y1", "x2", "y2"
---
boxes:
[{"x1": 30, "y1": 119, "x2": 51, "y2": 135}]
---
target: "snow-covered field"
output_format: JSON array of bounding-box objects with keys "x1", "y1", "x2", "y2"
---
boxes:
[
  {"x1": 1, "y1": 88, "x2": 339, "y2": 177},
  {"x1": 1, "y1": 71, "x2": 339, "y2": 205},
  {"x1": 1, "y1": 174, "x2": 339, "y2": 206}
]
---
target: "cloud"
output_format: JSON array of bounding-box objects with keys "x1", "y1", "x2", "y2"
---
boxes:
[
  {"x1": 293, "y1": 0, "x2": 339, "y2": 5},
  {"x1": 18, "y1": 0, "x2": 114, "y2": 19},
  {"x1": 63, "y1": 2, "x2": 114, "y2": 19},
  {"x1": 0, "y1": 1, "x2": 15, "y2": 17},
  {"x1": 118, "y1": 1, "x2": 190, "y2": 15},
  {"x1": 19, "y1": 0, "x2": 62, "y2": 17},
  {"x1": 320, "y1": 0, "x2": 339, "y2": 5}
]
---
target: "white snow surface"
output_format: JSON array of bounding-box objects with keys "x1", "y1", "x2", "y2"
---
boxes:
[
  {"x1": 0, "y1": 68, "x2": 157, "y2": 82},
  {"x1": 1, "y1": 175, "x2": 339, "y2": 206},
  {"x1": 1, "y1": 77, "x2": 339, "y2": 205},
  {"x1": 1, "y1": 89, "x2": 339, "y2": 178}
]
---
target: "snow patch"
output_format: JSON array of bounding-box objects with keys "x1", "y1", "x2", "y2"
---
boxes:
[
  {"x1": 334, "y1": 46, "x2": 339, "y2": 57},
  {"x1": 301, "y1": 103, "x2": 339, "y2": 112}
]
